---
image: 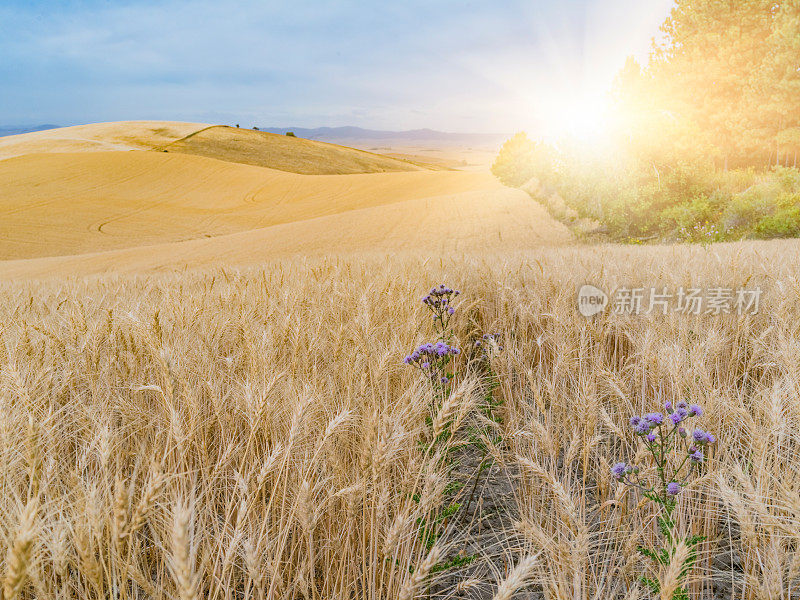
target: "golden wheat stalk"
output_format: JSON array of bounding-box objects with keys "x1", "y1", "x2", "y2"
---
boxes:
[
  {"x1": 492, "y1": 554, "x2": 540, "y2": 600},
  {"x1": 3, "y1": 500, "x2": 38, "y2": 600},
  {"x1": 659, "y1": 541, "x2": 690, "y2": 600},
  {"x1": 398, "y1": 545, "x2": 441, "y2": 600},
  {"x1": 170, "y1": 502, "x2": 198, "y2": 600}
]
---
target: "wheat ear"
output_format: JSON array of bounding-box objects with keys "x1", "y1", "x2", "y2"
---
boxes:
[
  {"x1": 492, "y1": 554, "x2": 540, "y2": 600},
  {"x1": 3, "y1": 500, "x2": 38, "y2": 600},
  {"x1": 398, "y1": 545, "x2": 441, "y2": 600}
]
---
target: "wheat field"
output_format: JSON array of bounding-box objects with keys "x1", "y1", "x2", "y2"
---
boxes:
[
  {"x1": 1, "y1": 239, "x2": 798, "y2": 599},
  {"x1": 0, "y1": 120, "x2": 570, "y2": 266},
  {"x1": 0, "y1": 151, "x2": 506, "y2": 260}
]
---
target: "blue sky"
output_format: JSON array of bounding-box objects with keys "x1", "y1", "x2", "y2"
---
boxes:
[{"x1": 0, "y1": 0, "x2": 674, "y2": 132}]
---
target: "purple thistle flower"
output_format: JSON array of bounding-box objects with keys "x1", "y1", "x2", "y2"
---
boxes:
[
  {"x1": 646, "y1": 432, "x2": 657, "y2": 443},
  {"x1": 692, "y1": 428, "x2": 715, "y2": 444},
  {"x1": 690, "y1": 450, "x2": 704, "y2": 463},
  {"x1": 666, "y1": 482, "x2": 681, "y2": 496},
  {"x1": 664, "y1": 401, "x2": 673, "y2": 412},
  {"x1": 670, "y1": 408, "x2": 688, "y2": 425},
  {"x1": 634, "y1": 420, "x2": 652, "y2": 435},
  {"x1": 688, "y1": 404, "x2": 703, "y2": 417},
  {"x1": 447, "y1": 307, "x2": 455, "y2": 315},
  {"x1": 630, "y1": 416, "x2": 641, "y2": 427},
  {"x1": 611, "y1": 462, "x2": 628, "y2": 480},
  {"x1": 678, "y1": 426, "x2": 687, "y2": 437},
  {"x1": 644, "y1": 412, "x2": 664, "y2": 426}
]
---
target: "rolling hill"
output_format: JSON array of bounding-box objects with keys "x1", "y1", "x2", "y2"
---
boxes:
[
  {"x1": 0, "y1": 121, "x2": 573, "y2": 278},
  {"x1": 0, "y1": 121, "x2": 206, "y2": 159},
  {"x1": 0, "y1": 121, "x2": 434, "y2": 174},
  {"x1": 158, "y1": 125, "x2": 428, "y2": 174}
]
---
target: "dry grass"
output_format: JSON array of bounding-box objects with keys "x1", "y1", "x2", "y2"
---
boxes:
[{"x1": 0, "y1": 241, "x2": 799, "y2": 599}]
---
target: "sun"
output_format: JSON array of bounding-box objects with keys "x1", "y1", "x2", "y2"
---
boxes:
[{"x1": 536, "y1": 92, "x2": 615, "y2": 145}]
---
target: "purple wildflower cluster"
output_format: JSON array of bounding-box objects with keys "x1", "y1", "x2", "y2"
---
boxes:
[
  {"x1": 405, "y1": 284, "x2": 462, "y2": 388},
  {"x1": 403, "y1": 341, "x2": 461, "y2": 384},
  {"x1": 614, "y1": 401, "x2": 715, "y2": 594},
  {"x1": 423, "y1": 284, "x2": 460, "y2": 335},
  {"x1": 613, "y1": 401, "x2": 715, "y2": 499},
  {"x1": 423, "y1": 284, "x2": 460, "y2": 312}
]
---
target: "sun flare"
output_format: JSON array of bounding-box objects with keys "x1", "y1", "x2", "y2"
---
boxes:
[{"x1": 537, "y1": 93, "x2": 614, "y2": 144}]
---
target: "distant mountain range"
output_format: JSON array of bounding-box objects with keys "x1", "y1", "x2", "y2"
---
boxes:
[
  {"x1": 0, "y1": 125, "x2": 60, "y2": 137},
  {"x1": 0, "y1": 123, "x2": 509, "y2": 147},
  {"x1": 261, "y1": 126, "x2": 508, "y2": 146}
]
